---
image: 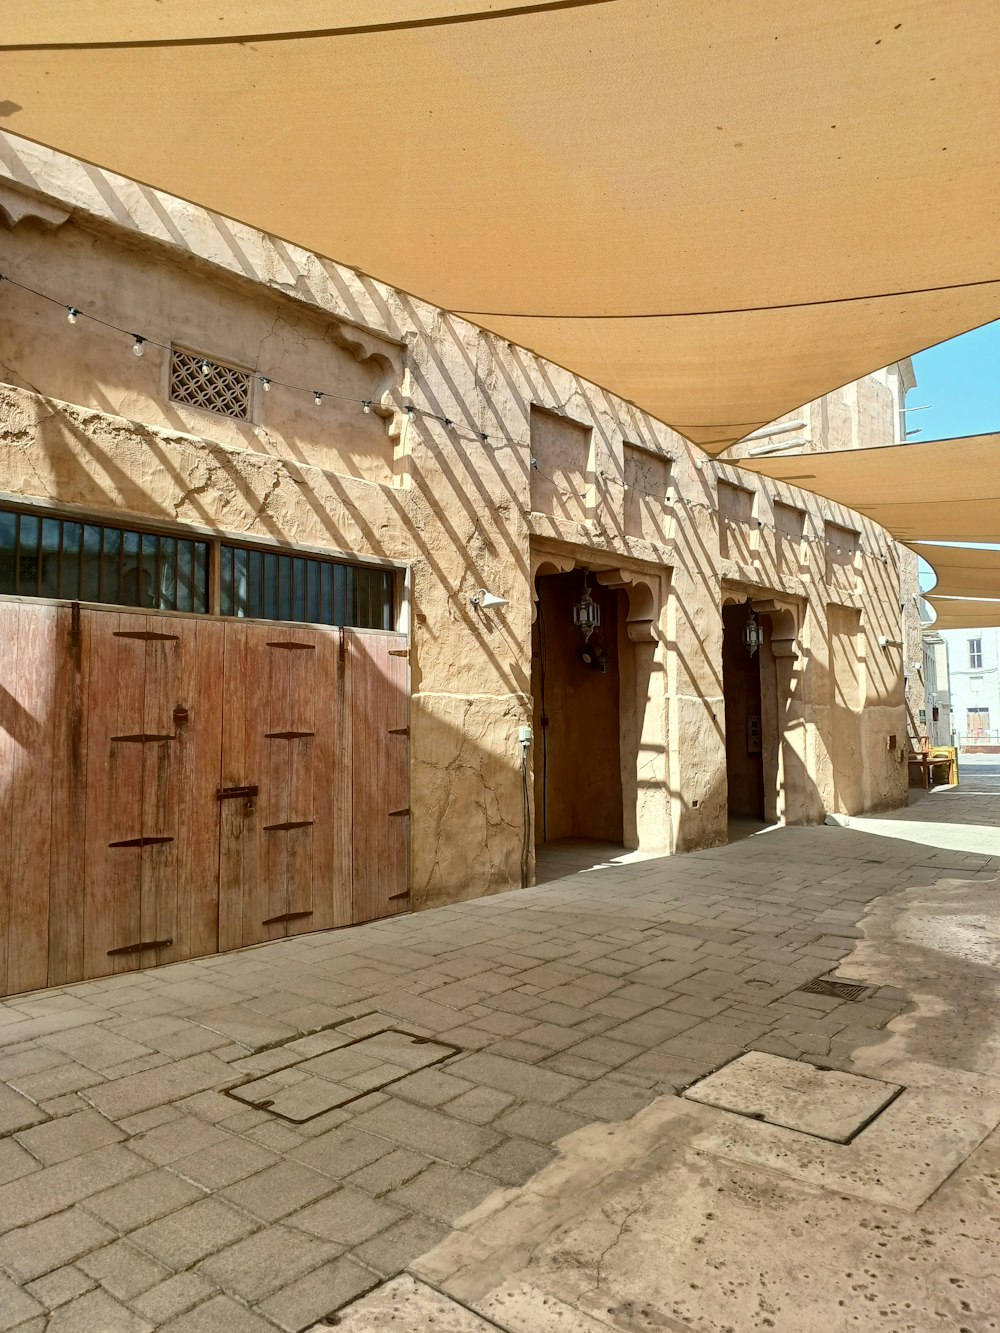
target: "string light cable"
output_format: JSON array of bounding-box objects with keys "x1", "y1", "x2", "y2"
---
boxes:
[
  {"x1": 0, "y1": 268, "x2": 840, "y2": 523},
  {"x1": 0, "y1": 271, "x2": 679, "y2": 468}
]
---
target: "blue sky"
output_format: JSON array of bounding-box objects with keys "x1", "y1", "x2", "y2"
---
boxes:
[
  {"x1": 909, "y1": 319, "x2": 1000, "y2": 442},
  {"x1": 908, "y1": 320, "x2": 1000, "y2": 595}
]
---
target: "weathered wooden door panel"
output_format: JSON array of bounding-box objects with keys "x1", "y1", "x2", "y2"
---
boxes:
[
  {"x1": 262, "y1": 634, "x2": 301, "y2": 938},
  {"x1": 83, "y1": 612, "x2": 147, "y2": 976},
  {"x1": 140, "y1": 617, "x2": 224, "y2": 967},
  {"x1": 349, "y1": 631, "x2": 410, "y2": 922},
  {"x1": 219, "y1": 623, "x2": 271, "y2": 952},
  {"x1": 278, "y1": 639, "x2": 317, "y2": 934},
  {"x1": 220, "y1": 624, "x2": 350, "y2": 946},
  {"x1": 2, "y1": 601, "x2": 408, "y2": 999},
  {"x1": 306, "y1": 628, "x2": 351, "y2": 935},
  {"x1": 0, "y1": 603, "x2": 57, "y2": 996},
  {"x1": 47, "y1": 604, "x2": 90, "y2": 986}
]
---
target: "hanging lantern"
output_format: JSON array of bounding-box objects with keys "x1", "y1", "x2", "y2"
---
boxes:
[
  {"x1": 573, "y1": 570, "x2": 601, "y2": 642},
  {"x1": 742, "y1": 601, "x2": 763, "y2": 656}
]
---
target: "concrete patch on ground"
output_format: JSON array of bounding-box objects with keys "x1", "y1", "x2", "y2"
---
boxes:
[
  {"x1": 681, "y1": 1051, "x2": 900, "y2": 1142},
  {"x1": 320, "y1": 1274, "x2": 498, "y2": 1330}
]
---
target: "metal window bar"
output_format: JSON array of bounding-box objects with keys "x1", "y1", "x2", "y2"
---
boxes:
[
  {"x1": 0, "y1": 504, "x2": 211, "y2": 614},
  {"x1": 217, "y1": 541, "x2": 395, "y2": 630}
]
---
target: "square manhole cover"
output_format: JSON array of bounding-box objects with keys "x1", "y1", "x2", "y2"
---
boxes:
[
  {"x1": 682, "y1": 1052, "x2": 902, "y2": 1143},
  {"x1": 226, "y1": 1028, "x2": 458, "y2": 1123}
]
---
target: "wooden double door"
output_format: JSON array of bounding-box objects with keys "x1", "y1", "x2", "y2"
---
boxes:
[{"x1": 0, "y1": 603, "x2": 408, "y2": 996}]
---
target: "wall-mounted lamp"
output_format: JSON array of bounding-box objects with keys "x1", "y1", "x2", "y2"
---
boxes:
[
  {"x1": 471, "y1": 589, "x2": 509, "y2": 610},
  {"x1": 878, "y1": 635, "x2": 903, "y2": 649},
  {"x1": 572, "y1": 570, "x2": 601, "y2": 642},
  {"x1": 742, "y1": 602, "x2": 763, "y2": 657}
]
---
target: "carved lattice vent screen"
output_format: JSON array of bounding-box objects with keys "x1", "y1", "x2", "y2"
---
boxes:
[{"x1": 170, "y1": 347, "x2": 253, "y2": 420}]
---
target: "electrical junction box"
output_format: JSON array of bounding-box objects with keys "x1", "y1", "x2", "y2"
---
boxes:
[{"x1": 518, "y1": 726, "x2": 533, "y2": 744}]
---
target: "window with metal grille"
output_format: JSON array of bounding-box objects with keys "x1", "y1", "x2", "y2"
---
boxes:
[
  {"x1": 969, "y1": 638, "x2": 983, "y2": 669},
  {"x1": 0, "y1": 505, "x2": 210, "y2": 612},
  {"x1": 170, "y1": 347, "x2": 253, "y2": 420},
  {"x1": 219, "y1": 543, "x2": 394, "y2": 630},
  {"x1": 221, "y1": 541, "x2": 394, "y2": 629}
]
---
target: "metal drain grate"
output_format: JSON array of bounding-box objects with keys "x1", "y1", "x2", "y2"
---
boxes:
[{"x1": 798, "y1": 977, "x2": 870, "y2": 1001}]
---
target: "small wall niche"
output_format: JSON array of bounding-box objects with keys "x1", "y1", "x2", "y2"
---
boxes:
[
  {"x1": 530, "y1": 406, "x2": 593, "y2": 524},
  {"x1": 825, "y1": 521, "x2": 860, "y2": 590},
  {"x1": 623, "y1": 444, "x2": 671, "y2": 540},
  {"x1": 717, "y1": 480, "x2": 756, "y2": 561}
]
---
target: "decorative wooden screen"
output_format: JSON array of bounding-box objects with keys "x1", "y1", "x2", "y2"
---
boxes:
[{"x1": 170, "y1": 347, "x2": 253, "y2": 420}]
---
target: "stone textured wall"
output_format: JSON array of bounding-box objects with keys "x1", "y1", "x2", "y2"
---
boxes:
[{"x1": 0, "y1": 133, "x2": 910, "y2": 910}]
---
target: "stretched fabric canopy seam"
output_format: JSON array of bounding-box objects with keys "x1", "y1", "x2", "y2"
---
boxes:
[{"x1": 1, "y1": 1, "x2": 999, "y2": 449}]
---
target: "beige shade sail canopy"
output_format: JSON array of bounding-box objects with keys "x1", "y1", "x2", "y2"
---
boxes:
[
  {"x1": 912, "y1": 543, "x2": 1000, "y2": 602},
  {"x1": 924, "y1": 598, "x2": 1000, "y2": 631},
  {"x1": 737, "y1": 434, "x2": 1000, "y2": 545},
  {"x1": 3, "y1": 1, "x2": 1000, "y2": 451}
]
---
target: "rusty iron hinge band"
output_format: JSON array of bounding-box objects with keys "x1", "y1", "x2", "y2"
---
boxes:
[
  {"x1": 217, "y1": 784, "x2": 259, "y2": 800},
  {"x1": 388, "y1": 808, "x2": 410, "y2": 817},
  {"x1": 263, "y1": 820, "x2": 314, "y2": 832},
  {"x1": 262, "y1": 910, "x2": 314, "y2": 925},
  {"x1": 107, "y1": 938, "x2": 173, "y2": 956},
  {"x1": 388, "y1": 726, "x2": 409, "y2": 736},
  {"x1": 111, "y1": 733, "x2": 173, "y2": 743},
  {"x1": 114, "y1": 630, "x2": 179, "y2": 641},
  {"x1": 266, "y1": 641, "x2": 315, "y2": 651},
  {"x1": 108, "y1": 836, "x2": 174, "y2": 848},
  {"x1": 265, "y1": 730, "x2": 315, "y2": 740},
  {"x1": 388, "y1": 648, "x2": 409, "y2": 657}
]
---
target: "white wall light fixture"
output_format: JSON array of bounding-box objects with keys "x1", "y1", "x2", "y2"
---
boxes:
[{"x1": 471, "y1": 589, "x2": 509, "y2": 610}]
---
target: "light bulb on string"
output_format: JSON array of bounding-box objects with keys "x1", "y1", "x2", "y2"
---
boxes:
[
  {"x1": 362, "y1": 400, "x2": 372, "y2": 414},
  {"x1": 199, "y1": 359, "x2": 211, "y2": 376},
  {"x1": 132, "y1": 336, "x2": 145, "y2": 357},
  {"x1": 313, "y1": 390, "x2": 323, "y2": 406},
  {"x1": 260, "y1": 377, "x2": 271, "y2": 392},
  {"x1": 67, "y1": 307, "x2": 79, "y2": 324}
]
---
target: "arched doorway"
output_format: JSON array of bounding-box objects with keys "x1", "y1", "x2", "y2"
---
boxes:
[
  {"x1": 532, "y1": 568, "x2": 625, "y2": 846},
  {"x1": 722, "y1": 599, "x2": 766, "y2": 825}
]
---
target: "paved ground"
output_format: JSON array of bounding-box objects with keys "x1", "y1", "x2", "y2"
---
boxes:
[{"x1": 2, "y1": 778, "x2": 1000, "y2": 1332}]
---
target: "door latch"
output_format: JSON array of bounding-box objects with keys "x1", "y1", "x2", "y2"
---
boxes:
[{"x1": 217, "y1": 784, "x2": 258, "y2": 812}]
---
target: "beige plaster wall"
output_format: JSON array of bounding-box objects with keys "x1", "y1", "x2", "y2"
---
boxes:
[{"x1": 0, "y1": 132, "x2": 910, "y2": 911}]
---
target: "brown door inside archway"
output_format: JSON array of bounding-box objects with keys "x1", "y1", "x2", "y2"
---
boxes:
[
  {"x1": 722, "y1": 601, "x2": 765, "y2": 820},
  {"x1": 531, "y1": 571, "x2": 624, "y2": 845}
]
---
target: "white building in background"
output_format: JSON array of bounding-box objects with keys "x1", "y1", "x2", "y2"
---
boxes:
[{"x1": 939, "y1": 627, "x2": 1000, "y2": 751}]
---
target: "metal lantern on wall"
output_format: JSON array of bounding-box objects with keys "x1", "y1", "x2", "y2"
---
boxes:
[
  {"x1": 743, "y1": 601, "x2": 763, "y2": 657},
  {"x1": 573, "y1": 570, "x2": 601, "y2": 642}
]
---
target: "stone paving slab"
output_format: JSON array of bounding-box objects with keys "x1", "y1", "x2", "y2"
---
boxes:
[
  {"x1": 682, "y1": 1049, "x2": 900, "y2": 1141},
  {"x1": 5, "y1": 785, "x2": 999, "y2": 1329}
]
